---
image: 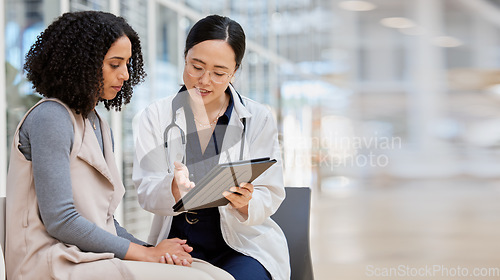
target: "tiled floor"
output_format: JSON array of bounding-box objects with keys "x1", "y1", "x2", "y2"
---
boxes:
[{"x1": 310, "y1": 176, "x2": 500, "y2": 280}]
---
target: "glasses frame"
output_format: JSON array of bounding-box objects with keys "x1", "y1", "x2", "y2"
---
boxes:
[{"x1": 185, "y1": 62, "x2": 233, "y2": 84}]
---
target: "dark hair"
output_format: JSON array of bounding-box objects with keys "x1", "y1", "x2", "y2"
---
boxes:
[
  {"x1": 184, "y1": 15, "x2": 246, "y2": 69},
  {"x1": 24, "y1": 11, "x2": 146, "y2": 116}
]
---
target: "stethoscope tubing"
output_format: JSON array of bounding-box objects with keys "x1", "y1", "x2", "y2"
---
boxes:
[{"x1": 163, "y1": 89, "x2": 246, "y2": 173}]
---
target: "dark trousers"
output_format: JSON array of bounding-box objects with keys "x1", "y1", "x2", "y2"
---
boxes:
[
  {"x1": 211, "y1": 249, "x2": 271, "y2": 280},
  {"x1": 169, "y1": 209, "x2": 271, "y2": 280}
]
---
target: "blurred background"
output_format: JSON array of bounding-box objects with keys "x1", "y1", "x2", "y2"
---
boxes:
[{"x1": 2, "y1": 0, "x2": 500, "y2": 279}]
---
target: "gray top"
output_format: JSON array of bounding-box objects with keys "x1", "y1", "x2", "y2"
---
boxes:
[{"x1": 18, "y1": 101, "x2": 147, "y2": 259}]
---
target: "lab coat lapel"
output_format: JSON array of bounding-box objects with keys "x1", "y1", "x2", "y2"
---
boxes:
[
  {"x1": 219, "y1": 85, "x2": 251, "y2": 163},
  {"x1": 219, "y1": 114, "x2": 244, "y2": 164}
]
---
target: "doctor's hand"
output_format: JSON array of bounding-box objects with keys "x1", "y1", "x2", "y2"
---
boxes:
[
  {"x1": 223, "y1": 182, "x2": 254, "y2": 216},
  {"x1": 172, "y1": 161, "x2": 195, "y2": 202}
]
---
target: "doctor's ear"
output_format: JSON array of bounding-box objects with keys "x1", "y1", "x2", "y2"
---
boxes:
[{"x1": 231, "y1": 67, "x2": 240, "y2": 83}]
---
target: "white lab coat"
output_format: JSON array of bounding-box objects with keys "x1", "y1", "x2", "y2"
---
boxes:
[{"x1": 132, "y1": 85, "x2": 290, "y2": 280}]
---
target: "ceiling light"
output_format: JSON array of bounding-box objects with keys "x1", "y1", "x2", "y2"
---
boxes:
[
  {"x1": 380, "y1": 17, "x2": 416, "y2": 29},
  {"x1": 433, "y1": 36, "x2": 463, "y2": 48},
  {"x1": 339, "y1": 1, "x2": 376, "y2": 11}
]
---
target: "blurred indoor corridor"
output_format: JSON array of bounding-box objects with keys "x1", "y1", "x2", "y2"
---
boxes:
[
  {"x1": 3, "y1": 0, "x2": 500, "y2": 279},
  {"x1": 310, "y1": 177, "x2": 500, "y2": 279}
]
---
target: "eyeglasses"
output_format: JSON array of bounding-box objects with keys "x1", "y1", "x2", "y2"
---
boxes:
[{"x1": 185, "y1": 62, "x2": 233, "y2": 84}]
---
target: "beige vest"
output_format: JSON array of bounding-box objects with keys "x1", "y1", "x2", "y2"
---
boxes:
[{"x1": 5, "y1": 98, "x2": 134, "y2": 279}]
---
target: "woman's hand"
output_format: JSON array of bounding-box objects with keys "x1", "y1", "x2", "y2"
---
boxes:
[
  {"x1": 223, "y1": 182, "x2": 254, "y2": 216},
  {"x1": 172, "y1": 161, "x2": 195, "y2": 202},
  {"x1": 156, "y1": 238, "x2": 193, "y2": 266},
  {"x1": 124, "y1": 238, "x2": 193, "y2": 266}
]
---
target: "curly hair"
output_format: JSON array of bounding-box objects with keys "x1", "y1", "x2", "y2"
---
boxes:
[{"x1": 24, "y1": 11, "x2": 146, "y2": 116}]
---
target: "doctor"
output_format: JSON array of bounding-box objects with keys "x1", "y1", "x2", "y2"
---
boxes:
[{"x1": 133, "y1": 15, "x2": 290, "y2": 280}]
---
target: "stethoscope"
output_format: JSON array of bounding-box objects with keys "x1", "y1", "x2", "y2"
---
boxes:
[{"x1": 164, "y1": 87, "x2": 246, "y2": 173}]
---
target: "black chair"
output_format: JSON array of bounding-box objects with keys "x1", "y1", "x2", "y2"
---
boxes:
[
  {"x1": 0, "y1": 196, "x2": 6, "y2": 279},
  {"x1": 272, "y1": 187, "x2": 314, "y2": 280}
]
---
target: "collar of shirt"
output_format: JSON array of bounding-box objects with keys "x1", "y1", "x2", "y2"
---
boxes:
[
  {"x1": 174, "y1": 85, "x2": 234, "y2": 126},
  {"x1": 217, "y1": 87, "x2": 234, "y2": 125}
]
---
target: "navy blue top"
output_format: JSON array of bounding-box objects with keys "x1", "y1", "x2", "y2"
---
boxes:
[{"x1": 168, "y1": 88, "x2": 236, "y2": 262}]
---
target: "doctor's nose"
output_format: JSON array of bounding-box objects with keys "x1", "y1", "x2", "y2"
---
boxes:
[{"x1": 199, "y1": 71, "x2": 211, "y2": 85}]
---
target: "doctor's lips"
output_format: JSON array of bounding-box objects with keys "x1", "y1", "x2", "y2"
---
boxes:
[
  {"x1": 112, "y1": 85, "x2": 122, "y2": 92},
  {"x1": 195, "y1": 87, "x2": 212, "y2": 96}
]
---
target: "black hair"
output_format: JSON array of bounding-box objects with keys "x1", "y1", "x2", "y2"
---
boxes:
[
  {"x1": 24, "y1": 11, "x2": 146, "y2": 116},
  {"x1": 184, "y1": 15, "x2": 246, "y2": 69}
]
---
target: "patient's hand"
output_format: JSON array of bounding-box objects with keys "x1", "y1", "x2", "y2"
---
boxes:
[
  {"x1": 124, "y1": 238, "x2": 192, "y2": 266},
  {"x1": 156, "y1": 238, "x2": 193, "y2": 266}
]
